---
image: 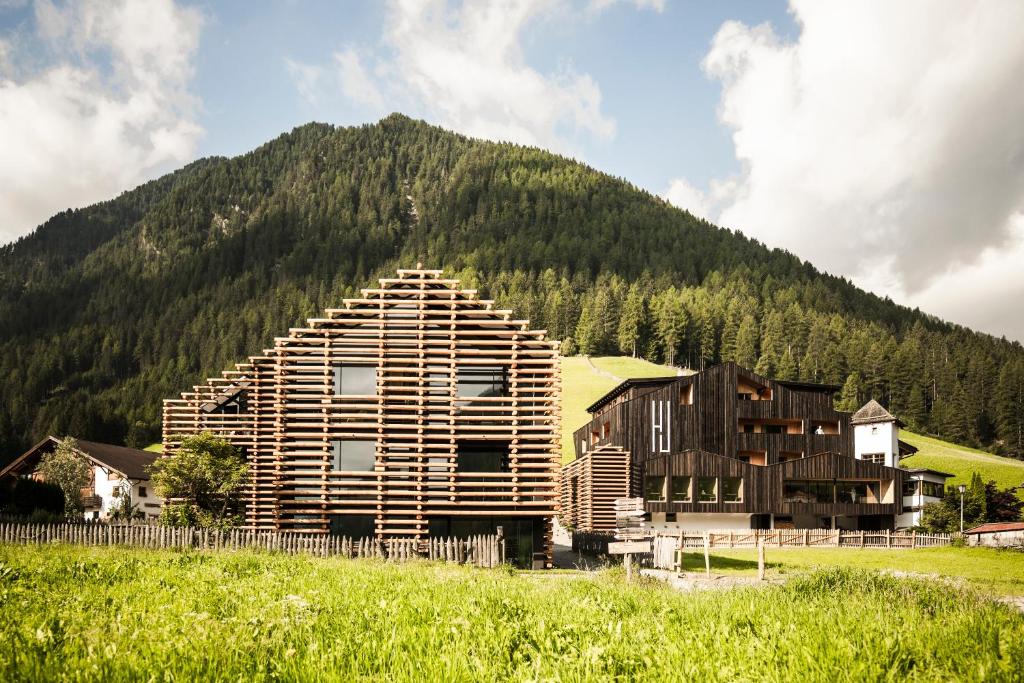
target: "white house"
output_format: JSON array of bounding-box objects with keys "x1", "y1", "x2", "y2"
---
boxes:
[
  {"x1": 897, "y1": 467, "x2": 953, "y2": 528},
  {"x1": 851, "y1": 400, "x2": 951, "y2": 528},
  {"x1": 0, "y1": 436, "x2": 162, "y2": 520}
]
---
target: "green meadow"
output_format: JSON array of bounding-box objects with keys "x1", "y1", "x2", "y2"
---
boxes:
[
  {"x1": 1, "y1": 544, "x2": 1022, "y2": 682},
  {"x1": 900, "y1": 431, "x2": 1024, "y2": 497}
]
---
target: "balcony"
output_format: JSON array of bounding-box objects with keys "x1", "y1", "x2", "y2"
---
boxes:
[{"x1": 80, "y1": 487, "x2": 102, "y2": 508}]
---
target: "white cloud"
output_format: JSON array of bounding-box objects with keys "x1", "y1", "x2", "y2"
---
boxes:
[
  {"x1": 589, "y1": 0, "x2": 665, "y2": 13},
  {"x1": 334, "y1": 47, "x2": 385, "y2": 110},
  {"x1": 285, "y1": 57, "x2": 323, "y2": 105},
  {"x1": 667, "y1": 0, "x2": 1024, "y2": 341},
  {"x1": 0, "y1": 0, "x2": 203, "y2": 245},
  {"x1": 286, "y1": 0, "x2": 618, "y2": 154}
]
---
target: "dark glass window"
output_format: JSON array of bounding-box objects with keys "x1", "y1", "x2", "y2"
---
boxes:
[
  {"x1": 922, "y1": 482, "x2": 944, "y2": 498},
  {"x1": 783, "y1": 480, "x2": 833, "y2": 504},
  {"x1": 836, "y1": 481, "x2": 877, "y2": 504},
  {"x1": 697, "y1": 477, "x2": 717, "y2": 502},
  {"x1": 457, "y1": 442, "x2": 510, "y2": 472},
  {"x1": 722, "y1": 477, "x2": 743, "y2": 503},
  {"x1": 332, "y1": 440, "x2": 376, "y2": 471},
  {"x1": 329, "y1": 514, "x2": 376, "y2": 538},
  {"x1": 644, "y1": 476, "x2": 666, "y2": 502},
  {"x1": 765, "y1": 425, "x2": 784, "y2": 435},
  {"x1": 457, "y1": 366, "x2": 508, "y2": 397},
  {"x1": 138, "y1": 486, "x2": 147, "y2": 498},
  {"x1": 334, "y1": 364, "x2": 376, "y2": 396},
  {"x1": 670, "y1": 476, "x2": 691, "y2": 502},
  {"x1": 902, "y1": 480, "x2": 919, "y2": 496}
]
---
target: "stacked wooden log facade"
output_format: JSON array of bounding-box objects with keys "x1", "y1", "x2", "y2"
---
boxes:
[
  {"x1": 563, "y1": 363, "x2": 907, "y2": 533},
  {"x1": 163, "y1": 268, "x2": 560, "y2": 566}
]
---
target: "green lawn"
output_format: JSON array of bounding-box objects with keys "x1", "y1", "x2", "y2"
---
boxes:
[
  {"x1": 679, "y1": 546, "x2": 1024, "y2": 596},
  {"x1": 900, "y1": 431, "x2": 1024, "y2": 496},
  {"x1": 1, "y1": 544, "x2": 1021, "y2": 681},
  {"x1": 143, "y1": 443, "x2": 163, "y2": 453},
  {"x1": 559, "y1": 355, "x2": 676, "y2": 462}
]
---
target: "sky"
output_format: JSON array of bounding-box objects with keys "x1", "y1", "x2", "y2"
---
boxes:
[{"x1": 1, "y1": 1, "x2": 1023, "y2": 343}]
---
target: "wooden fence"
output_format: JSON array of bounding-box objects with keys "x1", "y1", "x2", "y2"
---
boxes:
[
  {"x1": 571, "y1": 529, "x2": 952, "y2": 556},
  {"x1": 673, "y1": 529, "x2": 952, "y2": 549},
  {"x1": 0, "y1": 522, "x2": 505, "y2": 568}
]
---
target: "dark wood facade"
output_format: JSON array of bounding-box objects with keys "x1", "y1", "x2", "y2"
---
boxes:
[
  {"x1": 163, "y1": 268, "x2": 560, "y2": 565},
  {"x1": 563, "y1": 363, "x2": 904, "y2": 530}
]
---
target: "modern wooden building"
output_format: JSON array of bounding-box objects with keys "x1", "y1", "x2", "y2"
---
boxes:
[
  {"x1": 162, "y1": 268, "x2": 560, "y2": 566},
  {"x1": 561, "y1": 363, "x2": 906, "y2": 532}
]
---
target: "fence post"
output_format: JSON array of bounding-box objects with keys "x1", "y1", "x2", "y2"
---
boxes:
[
  {"x1": 703, "y1": 532, "x2": 710, "y2": 577},
  {"x1": 886, "y1": 529, "x2": 891, "y2": 548},
  {"x1": 757, "y1": 540, "x2": 765, "y2": 581}
]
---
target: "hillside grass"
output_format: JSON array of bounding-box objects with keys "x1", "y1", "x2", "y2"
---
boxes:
[
  {"x1": 678, "y1": 546, "x2": 1024, "y2": 596},
  {"x1": 1, "y1": 545, "x2": 1022, "y2": 681},
  {"x1": 900, "y1": 431, "x2": 1024, "y2": 495},
  {"x1": 143, "y1": 443, "x2": 163, "y2": 453},
  {"x1": 560, "y1": 356, "x2": 676, "y2": 462}
]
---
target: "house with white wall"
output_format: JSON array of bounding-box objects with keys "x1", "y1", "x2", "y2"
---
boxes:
[
  {"x1": 851, "y1": 400, "x2": 951, "y2": 528},
  {"x1": 0, "y1": 436, "x2": 162, "y2": 520}
]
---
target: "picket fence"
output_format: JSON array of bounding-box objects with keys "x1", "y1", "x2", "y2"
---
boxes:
[
  {"x1": 572, "y1": 528, "x2": 952, "y2": 556},
  {"x1": 0, "y1": 522, "x2": 505, "y2": 568}
]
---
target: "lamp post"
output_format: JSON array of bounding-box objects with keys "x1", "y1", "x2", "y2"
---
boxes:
[{"x1": 957, "y1": 484, "x2": 966, "y2": 533}]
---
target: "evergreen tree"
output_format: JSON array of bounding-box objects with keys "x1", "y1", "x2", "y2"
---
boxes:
[
  {"x1": 734, "y1": 314, "x2": 759, "y2": 370},
  {"x1": 836, "y1": 372, "x2": 862, "y2": 412},
  {"x1": 777, "y1": 347, "x2": 798, "y2": 381},
  {"x1": 616, "y1": 284, "x2": 647, "y2": 358}
]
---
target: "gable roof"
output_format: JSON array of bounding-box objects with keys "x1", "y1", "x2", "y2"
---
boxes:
[
  {"x1": 585, "y1": 376, "x2": 679, "y2": 414},
  {"x1": 0, "y1": 436, "x2": 158, "y2": 482},
  {"x1": 851, "y1": 399, "x2": 900, "y2": 426}
]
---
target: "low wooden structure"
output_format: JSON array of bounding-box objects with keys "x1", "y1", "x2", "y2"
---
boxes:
[
  {"x1": 162, "y1": 268, "x2": 560, "y2": 566},
  {"x1": 0, "y1": 522, "x2": 506, "y2": 567},
  {"x1": 559, "y1": 445, "x2": 629, "y2": 532}
]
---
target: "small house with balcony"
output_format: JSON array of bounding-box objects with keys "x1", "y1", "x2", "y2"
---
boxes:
[
  {"x1": 0, "y1": 436, "x2": 161, "y2": 520},
  {"x1": 560, "y1": 363, "x2": 907, "y2": 532}
]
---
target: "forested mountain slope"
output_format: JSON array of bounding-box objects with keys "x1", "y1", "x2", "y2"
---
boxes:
[{"x1": 1, "y1": 114, "x2": 1022, "y2": 461}]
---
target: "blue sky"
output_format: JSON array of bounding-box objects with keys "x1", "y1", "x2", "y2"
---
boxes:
[
  {"x1": 187, "y1": 0, "x2": 795, "y2": 195},
  {"x1": 1, "y1": 1, "x2": 1023, "y2": 342}
]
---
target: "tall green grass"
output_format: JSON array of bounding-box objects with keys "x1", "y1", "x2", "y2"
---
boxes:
[
  {"x1": 900, "y1": 431, "x2": 1024, "y2": 497},
  {"x1": 1, "y1": 545, "x2": 1021, "y2": 681}
]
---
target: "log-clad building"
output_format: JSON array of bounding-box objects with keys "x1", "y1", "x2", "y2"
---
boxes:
[
  {"x1": 163, "y1": 268, "x2": 560, "y2": 566},
  {"x1": 562, "y1": 363, "x2": 906, "y2": 532}
]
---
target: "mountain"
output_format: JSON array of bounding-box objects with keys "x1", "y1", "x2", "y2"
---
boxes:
[{"x1": 1, "y1": 113, "x2": 1023, "y2": 462}]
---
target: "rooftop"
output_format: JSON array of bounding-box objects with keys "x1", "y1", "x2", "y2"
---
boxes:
[
  {"x1": 851, "y1": 399, "x2": 901, "y2": 426},
  {"x1": 963, "y1": 522, "x2": 1024, "y2": 535}
]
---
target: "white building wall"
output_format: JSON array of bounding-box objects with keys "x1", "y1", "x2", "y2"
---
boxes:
[
  {"x1": 853, "y1": 422, "x2": 898, "y2": 467},
  {"x1": 85, "y1": 466, "x2": 160, "y2": 520},
  {"x1": 967, "y1": 530, "x2": 1024, "y2": 547},
  {"x1": 648, "y1": 513, "x2": 752, "y2": 532}
]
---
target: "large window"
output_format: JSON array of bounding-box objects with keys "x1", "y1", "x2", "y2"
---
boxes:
[
  {"x1": 670, "y1": 476, "x2": 691, "y2": 502},
  {"x1": 783, "y1": 480, "x2": 833, "y2": 504},
  {"x1": 332, "y1": 440, "x2": 376, "y2": 471},
  {"x1": 722, "y1": 477, "x2": 743, "y2": 503},
  {"x1": 836, "y1": 481, "x2": 878, "y2": 504},
  {"x1": 644, "y1": 476, "x2": 666, "y2": 502},
  {"x1": 697, "y1": 477, "x2": 717, "y2": 503},
  {"x1": 457, "y1": 442, "x2": 510, "y2": 473},
  {"x1": 334, "y1": 364, "x2": 376, "y2": 396},
  {"x1": 456, "y1": 366, "x2": 507, "y2": 397},
  {"x1": 861, "y1": 453, "x2": 885, "y2": 464},
  {"x1": 903, "y1": 480, "x2": 920, "y2": 496},
  {"x1": 922, "y1": 481, "x2": 944, "y2": 498}
]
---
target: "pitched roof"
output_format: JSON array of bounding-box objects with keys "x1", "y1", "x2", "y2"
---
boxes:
[
  {"x1": 0, "y1": 436, "x2": 158, "y2": 482},
  {"x1": 851, "y1": 399, "x2": 899, "y2": 425},
  {"x1": 901, "y1": 467, "x2": 954, "y2": 478},
  {"x1": 585, "y1": 376, "x2": 679, "y2": 414},
  {"x1": 963, "y1": 522, "x2": 1024, "y2": 535}
]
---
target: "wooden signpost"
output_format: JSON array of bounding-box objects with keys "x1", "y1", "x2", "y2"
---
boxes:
[{"x1": 612, "y1": 498, "x2": 649, "y2": 582}]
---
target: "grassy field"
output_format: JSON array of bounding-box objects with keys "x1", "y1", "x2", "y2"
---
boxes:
[
  {"x1": 560, "y1": 355, "x2": 676, "y2": 462},
  {"x1": 1, "y1": 545, "x2": 1022, "y2": 681},
  {"x1": 143, "y1": 443, "x2": 162, "y2": 453},
  {"x1": 677, "y1": 546, "x2": 1024, "y2": 596},
  {"x1": 900, "y1": 431, "x2": 1024, "y2": 495}
]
